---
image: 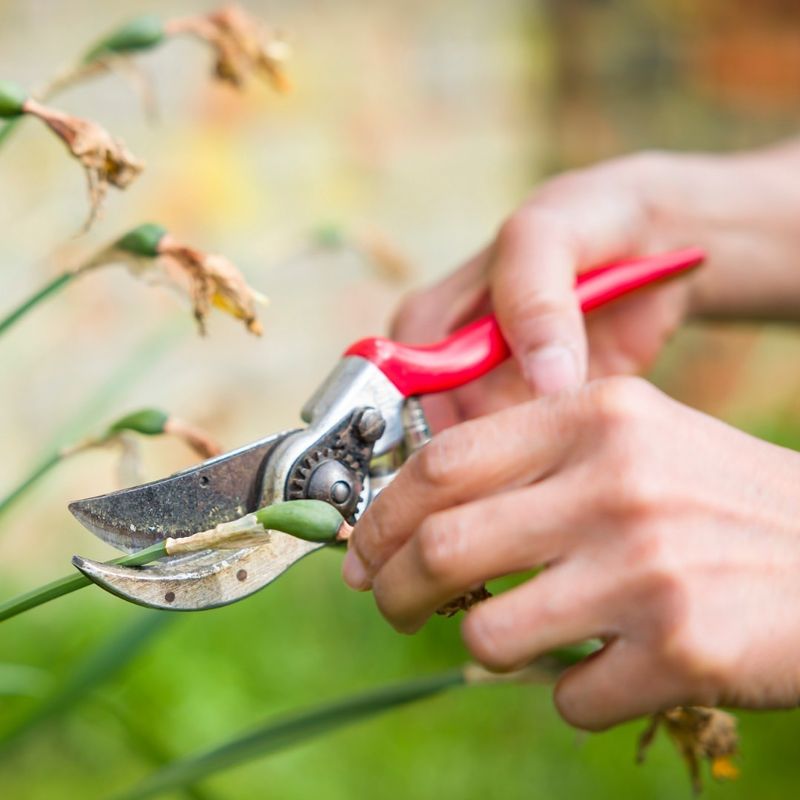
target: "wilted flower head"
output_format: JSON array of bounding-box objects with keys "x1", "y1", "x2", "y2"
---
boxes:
[
  {"x1": 166, "y1": 3, "x2": 292, "y2": 92},
  {"x1": 81, "y1": 224, "x2": 268, "y2": 336},
  {"x1": 23, "y1": 98, "x2": 143, "y2": 229},
  {"x1": 638, "y1": 706, "x2": 739, "y2": 793},
  {"x1": 157, "y1": 235, "x2": 267, "y2": 336}
]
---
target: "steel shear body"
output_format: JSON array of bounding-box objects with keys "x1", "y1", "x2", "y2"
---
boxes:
[{"x1": 69, "y1": 248, "x2": 704, "y2": 610}]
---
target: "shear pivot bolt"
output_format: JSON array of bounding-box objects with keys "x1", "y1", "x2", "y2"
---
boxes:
[
  {"x1": 356, "y1": 408, "x2": 386, "y2": 443},
  {"x1": 331, "y1": 480, "x2": 351, "y2": 504}
]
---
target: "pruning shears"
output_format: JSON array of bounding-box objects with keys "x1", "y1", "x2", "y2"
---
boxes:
[{"x1": 69, "y1": 247, "x2": 704, "y2": 611}]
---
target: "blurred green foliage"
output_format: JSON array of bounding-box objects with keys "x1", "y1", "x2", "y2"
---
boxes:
[{"x1": 1, "y1": 511, "x2": 800, "y2": 800}]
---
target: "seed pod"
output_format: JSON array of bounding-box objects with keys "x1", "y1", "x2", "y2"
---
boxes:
[
  {"x1": 255, "y1": 499, "x2": 348, "y2": 543},
  {"x1": 108, "y1": 408, "x2": 169, "y2": 437},
  {"x1": 83, "y1": 15, "x2": 167, "y2": 63},
  {"x1": 0, "y1": 80, "x2": 28, "y2": 118},
  {"x1": 115, "y1": 223, "x2": 168, "y2": 258}
]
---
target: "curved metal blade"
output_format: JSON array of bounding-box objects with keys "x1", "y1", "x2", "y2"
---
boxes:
[
  {"x1": 72, "y1": 533, "x2": 324, "y2": 610},
  {"x1": 68, "y1": 430, "x2": 299, "y2": 552}
]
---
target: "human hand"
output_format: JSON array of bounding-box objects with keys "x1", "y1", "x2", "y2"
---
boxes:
[
  {"x1": 393, "y1": 144, "x2": 800, "y2": 430},
  {"x1": 343, "y1": 377, "x2": 800, "y2": 730}
]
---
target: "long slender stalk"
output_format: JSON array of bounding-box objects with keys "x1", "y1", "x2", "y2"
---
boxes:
[
  {"x1": 0, "y1": 272, "x2": 75, "y2": 337},
  {"x1": 113, "y1": 643, "x2": 599, "y2": 799},
  {"x1": 0, "y1": 117, "x2": 21, "y2": 147},
  {"x1": 109, "y1": 701, "x2": 218, "y2": 800},
  {"x1": 113, "y1": 669, "x2": 467, "y2": 800},
  {"x1": 0, "y1": 541, "x2": 167, "y2": 623},
  {"x1": 0, "y1": 451, "x2": 62, "y2": 520},
  {"x1": 0, "y1": 611, "x2": 172, "y2": 750}
]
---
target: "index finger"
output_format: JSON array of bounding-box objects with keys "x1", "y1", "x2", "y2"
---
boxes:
[{"x1": 342, "y1": 392, "x2": 581, "y2": 590}]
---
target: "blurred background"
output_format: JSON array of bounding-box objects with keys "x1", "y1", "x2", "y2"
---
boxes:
[{"x1": 1, "y1": 0, "x2": 800, "y2": 797}]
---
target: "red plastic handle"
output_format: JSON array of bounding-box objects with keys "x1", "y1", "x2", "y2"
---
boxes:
[{"x1": 345, "y1": 247, "x2": 704, "y2": 397}]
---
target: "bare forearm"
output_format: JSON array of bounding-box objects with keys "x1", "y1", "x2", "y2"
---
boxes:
[{"x1": 648, "y1": 140, "x2": 800, "y2": 321}]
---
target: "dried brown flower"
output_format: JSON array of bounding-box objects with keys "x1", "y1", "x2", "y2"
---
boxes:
[
  {"x1": 157, "y1": 234, "x2": 267, "y2": 335},
  {"x1": 166, "y1": 4, "x2": 292, "y2": 92},
  {"x1": 23, "y1": 98, "x2": 143, "y2": 229},
  {"x1": 637, "y1": 706, "x2": 739, "y2": 793}
]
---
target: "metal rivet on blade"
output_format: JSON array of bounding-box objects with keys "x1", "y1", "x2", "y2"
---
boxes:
[
  {"x1": 164, "y1": 591, "x2": 176, "y2": 603},
  {"x1": 236, "y1": 569, "x2": 247, "y2": 582}
]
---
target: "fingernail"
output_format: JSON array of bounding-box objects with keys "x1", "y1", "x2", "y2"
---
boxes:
[
  {"x1": 523, "y1": 344, "x2": 581, "y2": 396},
  {"x1": 342, "y1": 547, "x2": 370, "y2": 591}
]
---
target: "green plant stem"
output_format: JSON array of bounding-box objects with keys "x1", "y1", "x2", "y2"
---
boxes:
[
  {"x1": 0, "y1": 541, "x2": 167, "y2": 623},
  {"x1": 0, "y1": 451, "x2": 63, "y2": 520},
  {"x1": 0, "y1": 271, "x2": 75, "y2": 337},
  {"x1": 113, "y1": 643, "x2": 602, "y2": 799},
  {"x1": 0, "y1": 117, "x2": 21, "y2": 147},
  {"x1": 0, "y1": 611, "x2": 171, "y2": 749},
  {"x1": 113, "y1": 669, "x2": 466, "y2": 800}
]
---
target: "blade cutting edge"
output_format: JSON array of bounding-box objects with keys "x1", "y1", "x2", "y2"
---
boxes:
[{"x1": 69, "y1": 430, "x2": 299, "y2": 552}]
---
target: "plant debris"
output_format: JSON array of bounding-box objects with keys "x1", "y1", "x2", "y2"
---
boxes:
[
  {"x1": 637, "y1": 705, "x2": 739, "y2": 793},
  {"x1": 156, "y1": 235, "x2": 267, "y2": 335},
  {"x1": 436, "y1": 584, "x2": 492, "y2": 617},
  {"x1": 22, "y1": 98, "x2": 143, "y2": 229},
  {"x1": 79, "y1": 224, "x2": 267, "y2": 335},
  {"x1": 166, "y1": 4, "x2": 292, "y2": 92}
]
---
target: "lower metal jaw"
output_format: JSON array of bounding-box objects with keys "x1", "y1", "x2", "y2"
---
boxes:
[{"x1": 72, "y1": 533, "x2": 323, "y2": 611}]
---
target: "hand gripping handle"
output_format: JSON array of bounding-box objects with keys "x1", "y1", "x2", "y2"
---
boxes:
[{"x1": 344, "y1": 247, "x2": 704, "y2": 397}]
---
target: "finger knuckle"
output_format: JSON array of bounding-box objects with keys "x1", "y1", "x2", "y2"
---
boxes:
[
  {"x1": 496, "y1": 205, "x2": 573, "y2": 253},
  {"x1": 588, "y1": 375, "x2": 655, "y2": 427},
  {"x1": 413, "y1": 429, "x2": 462, "y2": 488},
  {"x1": 355, "y1": 507, "x2": 394, "y2": 568},
  {"x1": 416, "y1": 515, "x2": 458, "y2": 580}
]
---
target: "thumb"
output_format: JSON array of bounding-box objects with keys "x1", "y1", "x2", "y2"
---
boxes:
[{"x1": 490, "y1": 209, "x2": 587, "y2": 395}]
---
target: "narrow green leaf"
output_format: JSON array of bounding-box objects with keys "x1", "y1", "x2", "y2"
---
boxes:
[
  {"x1": 0, "y1": 271, "x2": 75, "y2": 338},
  {"x1": 0, "y1": 611, "x2": 172, "y2": 750},
  {"x1": 83, "y1": 16, "x2": 167, "y2": 63},
  {"x1": 113, "y1": 669, "x2": 466, "y2": 800}
]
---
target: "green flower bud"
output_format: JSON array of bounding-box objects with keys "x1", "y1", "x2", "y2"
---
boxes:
[
  {"x1": 255, "y1": 499, "x2": 347, "y2": 543},
  {"x1": 83, "y1": 15, "x2": 167, "y2": 63},
  {"x1": 115, "y1": 223, "x2": 168, "y2": 258},
  {"x1": 108, "y1": 408, "x2": 169, "y2": 437},
  {"x1": 0, "y1": 80, "x2": 29, "y2": 118}
]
